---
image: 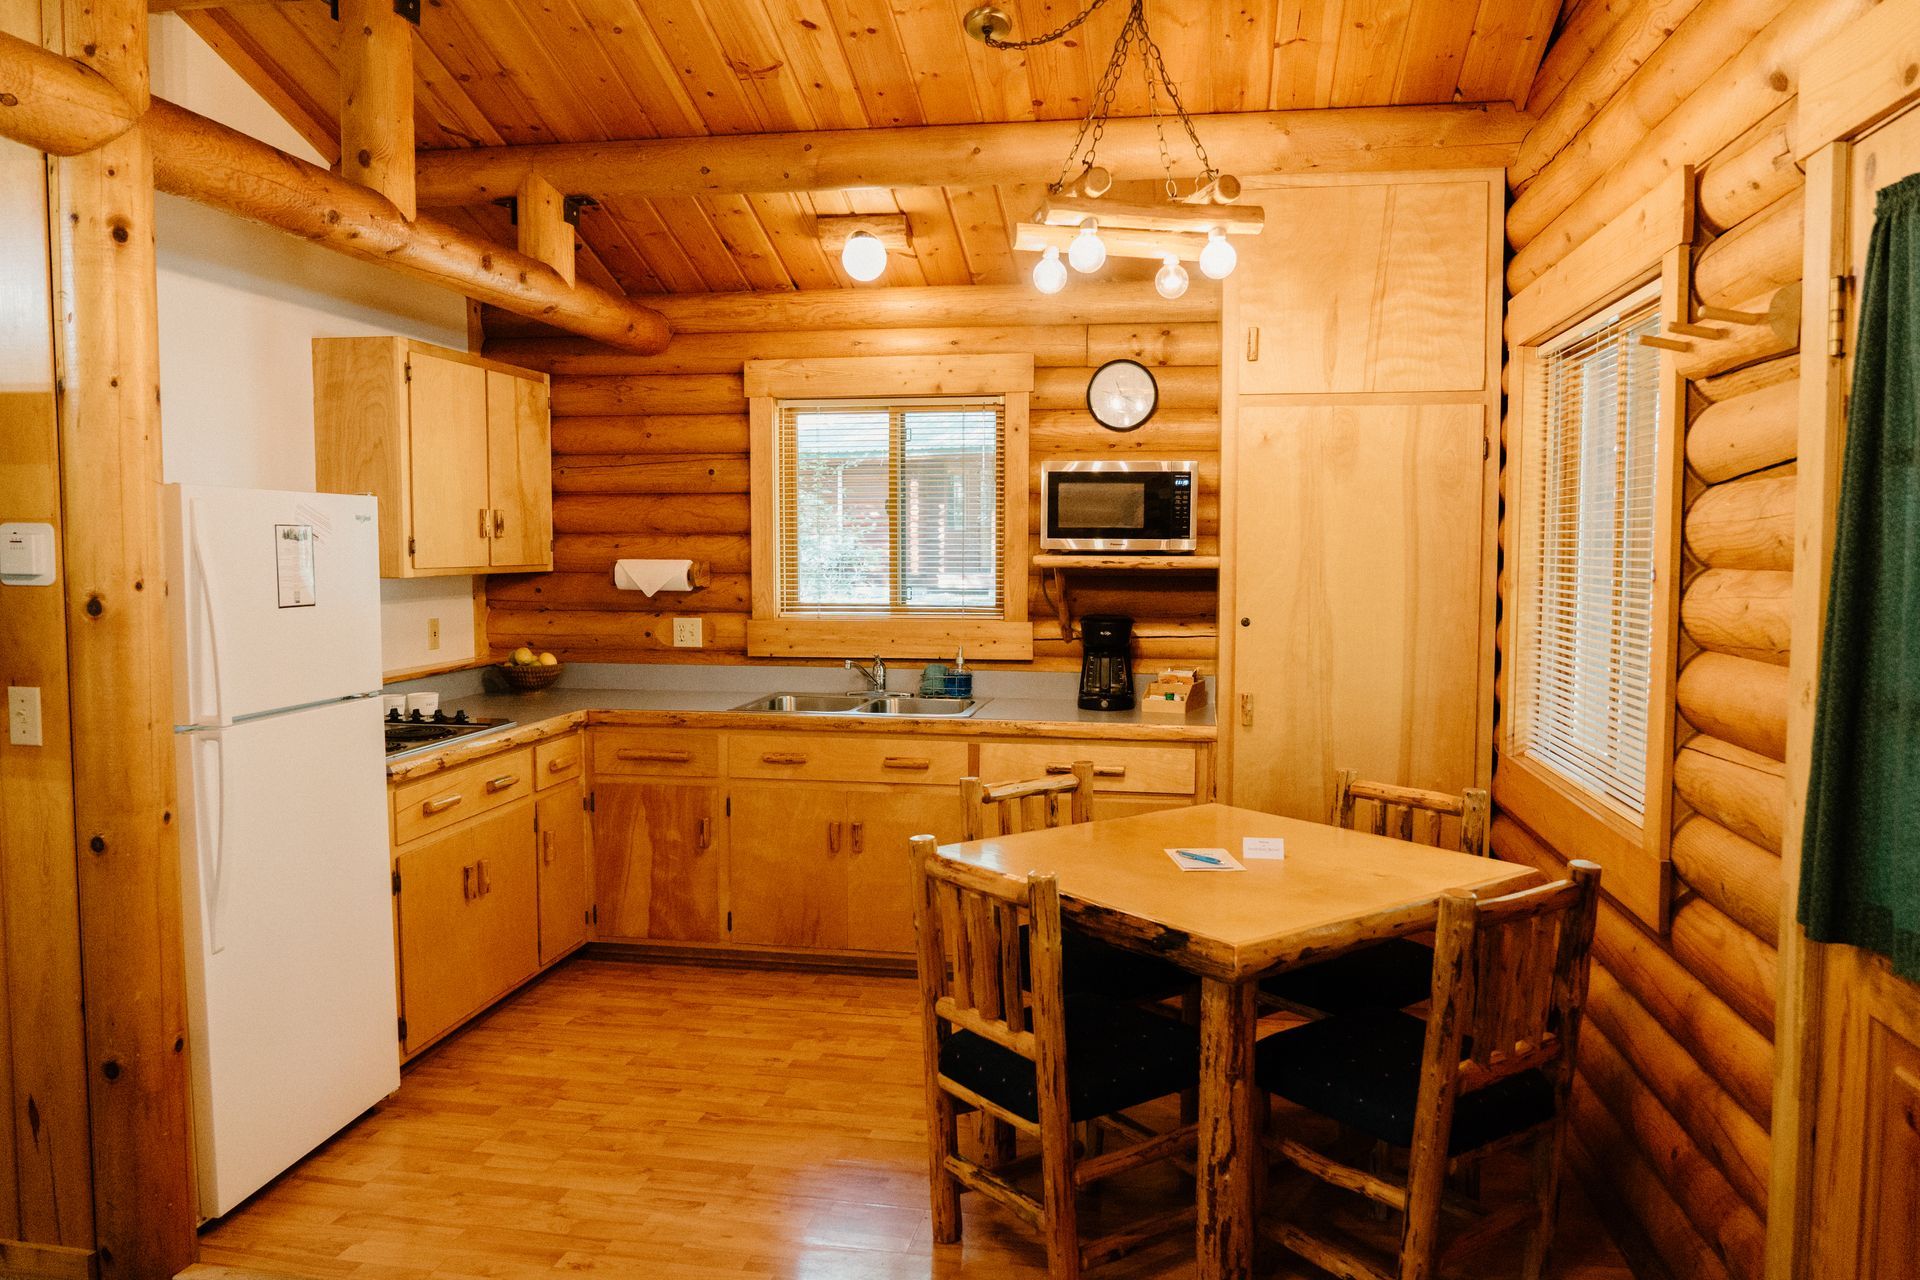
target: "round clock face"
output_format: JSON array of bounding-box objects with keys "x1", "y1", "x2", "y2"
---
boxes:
[{"x1": 1086, "y1": 359, "x2": 1158, "y2": 431}]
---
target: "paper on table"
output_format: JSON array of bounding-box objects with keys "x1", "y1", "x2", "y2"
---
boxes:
[
  {"x1": 1242, "y1": 837, "x2": 1286, "y2": 860},
  {"x1": 1165, "y1": 847, "x2": 1246, "y2": 872}
]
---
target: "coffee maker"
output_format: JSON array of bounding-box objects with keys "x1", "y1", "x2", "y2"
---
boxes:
[{"x1": 1078, "y1": 614, "x2": 1135, "y2": 711}]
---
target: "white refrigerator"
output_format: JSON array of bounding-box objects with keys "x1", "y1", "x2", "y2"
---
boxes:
[{"x1": 164, "y1": 484, "x2": 400, "y2": 1219}]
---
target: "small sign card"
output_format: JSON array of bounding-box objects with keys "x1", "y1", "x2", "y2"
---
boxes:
[
  {"x1": 1242, "y1": 837, "x2": 1286, "y2": 861},
  {"x1": 1165, "y1": 847, "x2": 1246, "y2": 872}
]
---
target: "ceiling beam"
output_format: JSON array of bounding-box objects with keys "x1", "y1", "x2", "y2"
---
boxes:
[
  {"x1": 338, "y1": 0, "x2": 414, "y2": 219},
  {"x1": 0, "y1": 28, "x2": 141, "y2": 154},
  {"x1": 413, "y1": 102, "x2": 1532, "y2": 207}
]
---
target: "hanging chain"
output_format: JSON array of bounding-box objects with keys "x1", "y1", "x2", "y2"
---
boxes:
[{"x1": 980, "y1": 0, "x2": 1115, "y2": 50}]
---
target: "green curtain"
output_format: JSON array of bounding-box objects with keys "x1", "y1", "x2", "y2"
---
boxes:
[{"x1": 1799, "y1": 172, "x2": 1920, "y2": 978}]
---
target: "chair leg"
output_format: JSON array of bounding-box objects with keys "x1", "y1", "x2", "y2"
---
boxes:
[
  {"x1": 1522, "y1": 1129, "x2": 1565, "y2": 1280},
  {"x1": 981, "y1": 1114, "x2": 1017, "y2": 1168},
  {"x1": 927, "y1": 1091, "x2": 963, "y2": 1244},
  {"x1": 1398, "y1": 1139, "x2": 1448, "y2": 1280},
  {"x1": 1040, "y1": 1115, "x2": 1081, "y2": 1279}
]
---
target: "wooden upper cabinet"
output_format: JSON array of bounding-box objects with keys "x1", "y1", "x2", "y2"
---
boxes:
[
  {"x1": 313, "y1": 336, "x2": 553, "y2": 577},
  {"x1": 1233, "y1": 179, "x2": 1491, "y2": 396}
]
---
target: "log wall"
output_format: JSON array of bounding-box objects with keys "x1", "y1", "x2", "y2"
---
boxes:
[
  {"x1": 1495, "y1": 1, "x2": 1850, "y2": 1274},
  {"x1": 483, "y1": 288, "x2": 1222, "y2": 671}
]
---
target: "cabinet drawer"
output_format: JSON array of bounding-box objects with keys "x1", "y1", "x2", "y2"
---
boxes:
[
  {"x1": 730, "y1": 732, "x2": 968, "y2": 785},
  {"x1": 976, "y1": 742, "x2": 1197, "y2": 796},
  {"x1": 534, "y1": 735, "x2": 584, "y2": 789},
  {"x1": 593, "y1": 728, "x2": 722, "y2": 778},
  {"x1": 393, "y1": 747, "x2": 535, "y2": 844}
]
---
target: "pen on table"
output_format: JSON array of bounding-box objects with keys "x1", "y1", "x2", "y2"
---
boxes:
[{"x1": 1175, "y1": 849, "x2": 1224, "y2": 865}]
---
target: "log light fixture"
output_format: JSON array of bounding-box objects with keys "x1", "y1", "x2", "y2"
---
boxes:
[
  {"x1": 816, "y1": 213, "x2": 910, "y2": 283},
  {"x1": 964, "y1": 0, "x2": 1262, "y2": 297}
]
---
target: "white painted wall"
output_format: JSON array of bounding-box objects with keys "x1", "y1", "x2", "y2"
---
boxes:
[{"x1": 148, "y1": 15, "x2": 479, "y2": 676}]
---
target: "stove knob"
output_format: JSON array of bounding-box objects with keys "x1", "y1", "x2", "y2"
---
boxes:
[
  {"x1": 408, "y1": 709, "x2": 424, "y2": 722},
  {"x1": 386, "y1": 709, "x2": 401, "y2": 722},
  {"x1": 453, "y1": 710, "x2": 470, "y2": 724}
]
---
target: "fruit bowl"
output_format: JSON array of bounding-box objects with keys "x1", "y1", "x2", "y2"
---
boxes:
[{"x1": 497, "y1": 649, "x2": 563, "y2": 692}]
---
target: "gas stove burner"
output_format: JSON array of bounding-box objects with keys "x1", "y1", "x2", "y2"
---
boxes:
[
  {"x1": 382, "y1": 712, "x2": 515, "y2": 757},
  {"x1": 386, "y1": 707, "x2": 476, "y2": 725}
]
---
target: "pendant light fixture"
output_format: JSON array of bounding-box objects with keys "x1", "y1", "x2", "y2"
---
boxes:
[
  {"x1": 1154, "y1": 255, "x2": 1189, "y2": 300},
  {"x1": 1032, "y1": 246, "x2": 1068, "y2": 294}
]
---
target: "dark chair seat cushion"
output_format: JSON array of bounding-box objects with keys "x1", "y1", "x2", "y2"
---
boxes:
[
  {"x1": 939, "y1": 999, "x2": 1201, "y2": 1124},
  {"x1": 1255, "y1": 1009, "x2": 1555, "y2": 1155},
  {"x1": 1259, "y1": 937, "x2": 1435, "y2": 1014},
  {"x1": 1062, "y1": 927, "x2": 1195, "y2": 1003}
]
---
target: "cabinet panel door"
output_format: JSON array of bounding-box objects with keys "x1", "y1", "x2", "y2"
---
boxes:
[
  {"x1": 728, "y1": 786, "x2": 847, "y2": 949},
  {"x1": 1234, "y1": 182, "x2": 1489, "y2": 396},
  {"x1": 1230, "y1": 403, "x2": 1488, "y2": 819},
  {"x1": 486, "y1": 370, "x2": 552, "y2": 567},
  {"x1": 536, "y1": 779, "x2": 589, "y2": 964},
  {"x1": 468, "y1": 799, "x2": 540, "y2": 1004},
  {"x1": 407, "y1": 352, "x2": 490, "y2": 569},
  {"x1": 397, "y1": 805, "x2": 511, "y2": 1050},
  {"x1": 844, "y1": 789, "x2": 963, "y2": 954},
  {"x1": 593, "y1": 781, "x2": 725, "y2": 942}
]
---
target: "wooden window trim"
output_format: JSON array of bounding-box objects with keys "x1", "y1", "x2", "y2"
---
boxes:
[
  {"x1": 745, "y1": 355, "x2": 1033, "y2": 660},
  {"x1": 1499, "y1": 248, "x2": 1688, "y2": 933}
]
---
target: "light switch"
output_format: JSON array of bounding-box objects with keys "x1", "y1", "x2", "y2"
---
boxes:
[
  {"x1": 428, "y1": 617, "x2": 441, "y2": 651},
  {"x1": 0, "y1": 523, "x2": 56, "y2": 586},
  {"x1": 8, "y1": 687, "x2": 42, "y2": 746}
]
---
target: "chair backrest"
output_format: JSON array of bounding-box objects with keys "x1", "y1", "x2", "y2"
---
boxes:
[
  {"x1": 1331, "y1": 768, "x2": 1491, "y2": 856},
  {"x1": 908, "y1": 835, "x2": 1069, "y2": 1075},
  {"x1": 961, "y1": 760, "x2": 1096, "y2": 840}
]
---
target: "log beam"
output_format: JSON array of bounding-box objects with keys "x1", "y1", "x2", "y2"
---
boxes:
[
  {"x1": 515, "y1": 172, "x2": 575, "y2": 286},
  {"x1": 0, "y1": 28, "x2": 140, "y2": 154},
  {"x1": 141, "y1": 98, "x2": 669, "y2": 352},
  {"x1": 338, "y1": 0, "x2": 414, "y2": 219},
  {"x1": 411, "y1": 103, "x2": 1533, "y2": 206}
]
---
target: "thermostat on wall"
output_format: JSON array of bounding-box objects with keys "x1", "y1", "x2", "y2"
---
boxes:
[{"x1": 0, "y1": 523, "x2": 56, "y2": 586}]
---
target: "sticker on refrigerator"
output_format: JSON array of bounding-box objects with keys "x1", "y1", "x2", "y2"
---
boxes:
[{"x1": 274, "y1": 524, "x2": 317, "y2": 608}]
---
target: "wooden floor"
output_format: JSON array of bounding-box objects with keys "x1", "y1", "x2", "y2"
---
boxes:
[{"x1": 201, "y1": 959, "x2": 1635, "y2": 1278}]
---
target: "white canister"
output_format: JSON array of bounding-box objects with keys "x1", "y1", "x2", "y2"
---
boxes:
[
  {"x1": 382, "y1": 694, "x2": 406, "y2": 719},
  {"x1": 404, "y1": 691, "x2": 440, "y2": 718}
]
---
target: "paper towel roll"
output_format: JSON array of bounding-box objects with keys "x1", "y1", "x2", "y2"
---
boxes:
[{"x1": 613, "y1": 558, "x2": 700, "y2": 596}]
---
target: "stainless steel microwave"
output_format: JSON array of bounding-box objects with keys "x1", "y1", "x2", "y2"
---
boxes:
[{"x1": 1039, "y1": 460, "x2": 1198, "y2": 553}]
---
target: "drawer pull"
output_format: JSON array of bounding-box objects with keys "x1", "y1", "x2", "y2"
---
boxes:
[
  {"x1": 546, "y1": 755, "x2": 578, "y2": 773},
  {"x1": 827, "y1": 820, "x2": 842, "y2": 854},
  {"x1": 493, "y1": 508, "x2": 506, "y2": 538},
  {"x1": 422, "y1": 794, "x2": 463, "y2": 817},
  {"x1": 476, "y1": 858, "x2": 492, "y2": 896},
  {"x1": 696, "y1": 818, "x2": 711, "y2": 851},
  {"x1": 1046, "y1": 763, "x2": 1127, "y2": 778},
  {"x1": 462, "y1": 863, "x2": 477, "y2": 900},
  {"x1": 882, "y1": 756, "x2": 932, "y2": 770},
  {"x1": 762, "y1": 752, "x2": 809, "y2": 766},
  {"x1": 850, "y1": 821, "x2": 864, "y2": 855},
  {"x1": 478, "y1": 507, "x2": 492, "y2": 539},
  {"x1": 484, "y1": 774, "x2": 520, "y2": 793},
  {"x1": 616, "y1": 749, "x2": 693, "y2": 763},
  {"x1": 541, "y1": 830, "x2": 553, "y2": 865}
]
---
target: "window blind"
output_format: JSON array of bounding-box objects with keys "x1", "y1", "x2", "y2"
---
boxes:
[
  {"x1": 1514, "y1": 284, "x2": 1663, "y2": 818},
  {"x1": 775, "y1": 397, "x2": 1005, "y2": 618}
]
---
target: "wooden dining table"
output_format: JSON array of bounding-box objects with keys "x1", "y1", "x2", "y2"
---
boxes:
[{"x1": 935, "y1": 802, "x2": 1539, "y2": 1280}]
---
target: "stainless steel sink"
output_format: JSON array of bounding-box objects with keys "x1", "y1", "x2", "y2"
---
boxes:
[{"x1": 730, "y1": 691, "x2": 980, "y2": 718}]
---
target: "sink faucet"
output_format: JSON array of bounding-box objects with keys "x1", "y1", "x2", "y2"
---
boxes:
[{"x1": 846, "y1": 656, "x2": 887, "y2": 693}]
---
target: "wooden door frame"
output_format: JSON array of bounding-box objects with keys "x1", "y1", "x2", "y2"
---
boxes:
[{"x1": 1771, "y1": 2, "x2": 1920, "y2": 1273}]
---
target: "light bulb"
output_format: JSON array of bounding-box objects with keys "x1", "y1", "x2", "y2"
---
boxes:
[
  {"x1": 1154, "y1": 255, "x2": 1189, "y2": 300},
  {"x1": 1067, "y1": 220, "x2": 1107, "y2": 273},
  {"x1": 1198, "y1": 228, "x2": 1237, "y2": 280},
  {"x1": 1032, "y1": 246, "x2": 1067, "y2": 294},
  {"x1": 840, "y1": 231, "x2": 887, "y2": 282}
]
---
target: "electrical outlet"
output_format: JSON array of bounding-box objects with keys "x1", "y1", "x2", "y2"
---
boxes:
[
  {"x1": 672, "y1": 617, "x2": 702, "y2": 648},
  {"x1": 428, "y1": 617, "x2": 441, "y2": 651},
  {"x1": 8, "y1": 687, "x2": 42, "y2": 746}
]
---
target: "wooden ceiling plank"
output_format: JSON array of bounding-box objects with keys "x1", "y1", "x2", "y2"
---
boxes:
[
  {"x1": 1393, "y1": 0, "x2": 1481, "y2": 103},
  {"x1": 1524, "y1": 0, "x2": 1630, "y2": 115},
  {"x1": 1213, "y1": 0, "x2": 1277, "y2": 114},
  {"x1": 820, "y1": 0, "x2": 924, "y2": 127},
  {"x1": 891, "y1": 185, "x2": 974, "y2": 287},
  {"x1": 649, "y1": 194, "x2": 756, "y2": 291},
  {"x1": 565, "y1": 0, "x2": 710, "y2": 136},
  {"x1": 1330, "y1": 0, "x2": 1415, "y2": 108},
  {"x1": 446, "y1": 0, "x2": 640, "y2": 145},
  {"x1": 638, "y1": 0, "x2": 780, "y2": 134},
  {"x1": 499, "y1": 0, "x2": 668, "y2": 141},
  {"x1": 410, "y1": 0, "x2": 553, "y2": 145},
  {"x1": 1268, "y1": 0, "x2": 1344, "y2": 109},
  {"x1": 1501, "y1": 0, "x2": 1569, "y2": 106},
  {"x1": 698, "y1": 193, "x2": 800, "y2": 290},
  {"x1": 566, "y1": 206, "x2": 667, "y2": 295},
  {"x1": 945, "y1": 184, "x2": 1017, "y2": 284},
  {"x1": 885, "y1": 0, "x2": 984, "y2": 123},
  {"x1": 748, "y1": 0, "x2": 870, "y2": 129},
  {"x1": 1454, "y1": 0, "x2": 1561, "y2": 107},
  {"x1": 1015, "y1": 0, "x2": 1095, "y2": 121},
  {"x1": 174, "y1": 8, "x2": 339, "y2": 162},
  {"x1": 407, "y1": 18, "x2": 506, "y2": 151},
  {"x1": 696, "y1": 0, "x2": 825, "y2": 130},
  {"x1": 596, "y1": 198, "x2": 709, "y2": 294},
  {"x1": 1135, "y1": 0, "x2": 1215, "y2": 116},
  {"x1": 746, "y1": 192, "x2": 843, "y2": 289}
]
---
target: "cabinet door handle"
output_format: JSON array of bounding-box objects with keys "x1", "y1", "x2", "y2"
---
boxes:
[
  {"x1": 541, "y1": 830, "x2": 553, "y2": 865},
  {"x1": 485, "y1": 774, "x2": 519, "y2": 793},
  {"x1": 422, "y1": 793, "x2": 463, "y2": 816},
  {"x1": 493, "y1": 508, "x2": 506, "y2": 537},
  {"x1": 850, "y1": 821, "x2": 864, "y2": 855},
  {"x1": 616, "y1": 749, "x2": 691, "y2": 763},
  {"x1": 762, "y1": 752, "x2": 808, "y2": 766},
  {"x1": 476, "y1": 858, "x2": 491, "y2": 896},
  {"x1": 479, "y1": 507, "x2": 492, "y2": 539},
  {"x1": 696, "y1": 817, "x2": 711, "y2": 851},
  {"x1": 1046, "y1": 763, "x2": 1126, "y2": 778},
  {"x1": 462, "y1": 863, "x2": 476, "y2": 900},
  {"x1": 1246, "y1": 325, "x2": 1260, "y2": 362},
  {"x1": 546, "y1": 755, "x2": 577, "y2": 773},
  {"x1": 882, "y1": 756, "x2": 931, "y2": 770},
  {"x1": 827, "y1": 821, "x2": 842, "y2": 854}
]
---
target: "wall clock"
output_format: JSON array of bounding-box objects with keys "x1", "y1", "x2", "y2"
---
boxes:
[{"x1": 1086, "y1": 358, "x2": 1158, "y2": 431}]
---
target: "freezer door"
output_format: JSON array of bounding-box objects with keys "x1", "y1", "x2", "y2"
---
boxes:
[
  {"x1": 166, "y1": 484, "x2": 382, "y2": 726},
  {"x1": 176, "y1": 697, "x2": 399, "y2": 1219}
]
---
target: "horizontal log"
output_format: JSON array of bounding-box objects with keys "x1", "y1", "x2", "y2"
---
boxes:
[
  {"x1": 553, "y1": 493, "x2": 749, "y2": 535},
  {"x1": 0, "y1": 27, "x2": 141, "y2": 154},
  {"x1": 487, "y1": 327, "x2": 1089, "y2": 375},
  {"x1": 487, "y1": 572, "x2": 750, "y2": 613},
  {"x1": 1677, "y1": 651, "x2": 1789, "y2": 760},
  {"x1": 1681, "y1": 567, "x2": 1791, "y2": 664},
  {"x1": 414, "y1": 103, "x2": 1531, "y2": 205},
  {"x1": 1685, "y1": 470, "x2": 1795, "y2": 570},
  {"x1": 551, "y1": 374, "x2": 745, "y2": 417},
  {"x1": 1031, "y1": 410, "x2": 1219, "y2": 455},
  {"x1": 551, "y1": 533, "x2": 749, "y2": 574},
  {"x1": 1695, "y1": 351, "x2": 1797, "y2": 404},
  {"x1": 1686, "y1": 377, "x2": 1797, "y2": 483},
  {"x1": 1525, "y1": 0, "x2": 1635, "y2": 115},
  {"x1": 1670, "y1": 893, "x2": 1780, "y2": 1038},
  {"x1": 1696, "y1": 99, "x2": 1799, "y2": 234},
  {"x1": 1035, "y1": 366, "x2": 1218, "y2": 411},
  {"x1": 1674, "y1": 733, "x2": 1786, "y2": 852},
  {"x1": 1692, "y1": 186, "x2": 1804, "y2": 308},
  {"x1": 551, "y1": 415, "x2": 750, "y2": 455},
  {"x1": 1671, "y1": 815, "x2": 1783, "y2": 946},
  {"x1": 1568, "y1": 1092, "x2": 1736, "y2": 1280},
  {"x1": 1577, "y1": 1018, "x2": 1769, "y2": 1275},
  {"x1": 142, "y1": 100, "x2": 669, "y2": 352},
  {"x1": 1493, "y1": 815, "x2": 1775, "y2": 1124},
  {"x1": 1029, "y1": 578, "x2": 1217, "y2": 623},
  {"x1": 488, "y1": 609, "x2": 750, "y2": 653},
  {"x1": 552, "y1": 454, "x2": 749, "y2": 495},
  {"x1": 1672, "y1": 283, "x2": 1800, "y2": 381},
  {"x1": 1585, "y1": 965, "x2": 1772, "y2": 1210},
  {"x1": 1085, "y1": 323, "x2": 1222, "y2": 367}
]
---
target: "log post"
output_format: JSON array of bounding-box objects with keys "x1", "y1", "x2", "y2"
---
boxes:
[
  {"x1": 338, "y1": 0, "x2": 415, "y2": 219},
  {"x1": 43, "y1": 0, "x2": 197, "y2": 1273},
  {"x1": 516, "y1": 171, "x2": 575, "y2": 286}
]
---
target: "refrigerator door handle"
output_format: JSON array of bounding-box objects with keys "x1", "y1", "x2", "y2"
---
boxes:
[
  {"x1": 187, "y1": 500, "x2": 229, "y2": 726},
  {"x1": 193, "y1": 731, "x2": 230, "y2": 955}
]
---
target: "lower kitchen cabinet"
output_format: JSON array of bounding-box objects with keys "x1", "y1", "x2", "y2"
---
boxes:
[
  {"x1": 593, "y1": 780, "x2": 726, "y2": 943},
  {"x1": 843, "y1": 789, "x2": 963, "y2": 953},
  {"x1": 728, "y1": 785, "x2": 849, "y2": 948},
  {"x1": 535, "y1": 778, "x2": 590, "y2": 964}
]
